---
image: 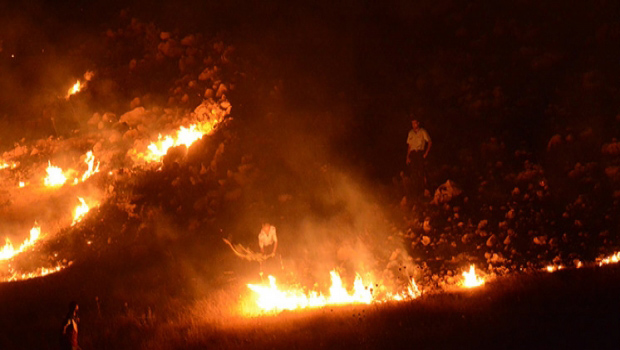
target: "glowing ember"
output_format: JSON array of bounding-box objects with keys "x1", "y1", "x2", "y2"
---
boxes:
[
  {"x1": 0, "y1": 223, "x2": 42, "y2": 261},
  {"x1": 81, "y1": 151, "x2": 100, "y2": 182},
  {"x1": 545, "y1": 265, "x2": 564, "y2": 273},
  {"x1": 247, "y1": 270, "x2": 420, "y2": 314},
  {"x1": 19, "y1": 181, "x2": 25, "y2": 188},
  {"x1": 72, "y1": 197, "x2": 90, "y2": 225},
  {"x1": 44, "y1": 161, "x2": 67, "y2": 187},
  {"x1": 461, "y1": 265, "x2": 485, "y2": 288}
]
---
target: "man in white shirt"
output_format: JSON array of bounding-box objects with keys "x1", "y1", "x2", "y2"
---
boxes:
[
  {"x1": 258, "y1": 222, "x2": 278, "y2": 257},
  {"x1": 406, "y1": 119, "x2": 432, "y2": 197}
]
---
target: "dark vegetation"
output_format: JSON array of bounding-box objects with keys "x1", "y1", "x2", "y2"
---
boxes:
[{"x1": 0, "y1": 0, "x2": 620, "y2": 349}]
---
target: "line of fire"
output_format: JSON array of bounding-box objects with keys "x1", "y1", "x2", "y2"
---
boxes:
[{"x1": 1, "y1": 68, "x2": 619, "y2": 315}]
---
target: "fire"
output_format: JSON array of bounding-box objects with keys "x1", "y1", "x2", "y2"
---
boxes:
[
  {"x1": 81, "y1": 151, "x2": 100, "y2": 181},
  {"x1": 65, "y1": 71, "x2": 94, "y2": 99},
  {"x1": 0, "y1": 223, "x2": 68, "y2": 282},
  {"x1": 0, "y1": 161, "x2": 17, "y2": 170},
  {"x1": 66, "y1": 80, "x2": 82, "y2": 98},
  {"x1": 461, "y1": 265, "x2": 485, "y2": 288},
  {"x1": 2, "y1": 263, "x2": 69, "y2": 282},
  {"x1": 142, "y1": 120, "x2": 221, "y2": 163},
  {"x1": 72, "y1": 197, "x2": 91, "y2": 225},
  {"x1": 147, "y1": 135, "x2": 176, "y2": 161},
  {"x1": 545, "y1": 265, "x2": 564, "y2": 273},
  {"x1": 0, "y1": 223, "x2": 42, "y2": 261},
  {"x1": 598, "y1": 251, "x2": 620, "y2": 266},
  {"x1": 44, "y1": 161, "x2": 67, "y2": 187},
  {"x1": 246, "y1": 270, "x2": 420, "y2": 314}
]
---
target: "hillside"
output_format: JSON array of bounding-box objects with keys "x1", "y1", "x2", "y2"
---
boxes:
[{"x1": 0, "y1": 1, "x2": 619, "y2": 349}]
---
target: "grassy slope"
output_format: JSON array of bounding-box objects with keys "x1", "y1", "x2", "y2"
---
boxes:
[
  {"x1": 1, "y1": 260, "x2": 619, "y2": 349},
  {"x1": 147, "y1": 265, "x2": 620, "y2": 350}
]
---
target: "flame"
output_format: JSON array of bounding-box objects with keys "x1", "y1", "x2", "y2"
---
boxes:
[
  {"x1": 545, "y1": 265, "x2": 564, "y2": 273},
  {"x1": 598, "y1": 251, "x2": 620, "y2": 266},
  {"x1": 246, "y1": 270, "x2": 420, "y2": 314},
  {"x1": 66, "y1": 80, "x2": 82, "y2": 98},
  {"x1": 2, "y1": 262, "x2": 69, "y2": 282},
  {"x1": 44, "y1": 161, "x2": 67, "y2": 187},
  {"x1": 0, "y1": 223, "x2": 42, "y2": 261},
  {"x1": 146, "y1": 135, "x2": 176, "y2": 161},
  {"x1": 461, "y1": 265, "x2": 485, "y2": 288},
  {"x1": 0, "y1": 161, "x2": 17, "y2": 170},
  {"x1": 65, "y1": 72, "x2": 93, "y2": 100},
  {"x1": 72, "y1": 197, "x2": 91, "y2": 226},
  {"x1": 142, "y1": 120, "x2": 220, "y2": 163},
  {"x1": 81, "y1": 151, "x2": 100, "y2": 182}
]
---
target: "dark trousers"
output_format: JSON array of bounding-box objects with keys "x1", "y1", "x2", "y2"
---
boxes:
[{"x1": 408, "y1": 151, "x2": 426, "y2": 197}]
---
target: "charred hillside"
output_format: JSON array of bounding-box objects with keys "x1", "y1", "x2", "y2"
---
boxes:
[{"x1": 0, "y1": 1, "x2": 620, "y2": 349}]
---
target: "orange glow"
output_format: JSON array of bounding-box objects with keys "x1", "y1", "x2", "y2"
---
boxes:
[
  {"x1": 0, "y1": 223, "x2": 42, "y2": 261},
  {"x1": 598, "y1": 252, "x2": 620, "y2": 266},
  {"x1": 3, "y1": 263, "x2": 68, "y2": 282},
  {"x1": 81, "y1": 151, "x2": 100, "y2": 182},
  {"x1": 65, "y1": 71, "x2": 93, "y2": 100},
  {"x1": 141, "y1": 120, "x2": 220, "y2": 163},
  {"x1": 0, "y1": 161, "x2": 17, "y2": 170},
  {"x1": 545, "y1": 265, "x2": 564, "y2": 273},
  {"x1": 44, "y1": 161, "x2": 67, "y2": 187},
  {"x1": 245, "y1": 270, "x2": 421, "y2": 315},
  {"x1": 66, "y1": 80, "x2": 82, "y2": 99},
  {"x1": 461, "y1": 265, "x2": 485, "y2": 288},
  {"x1": 72, "y1": 197, "x2": 91, "y2": 225}
]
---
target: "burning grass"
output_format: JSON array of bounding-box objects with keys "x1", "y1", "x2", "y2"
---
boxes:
[{"x1": 135, "y1": 265, "x2": 620, "y2": 350}]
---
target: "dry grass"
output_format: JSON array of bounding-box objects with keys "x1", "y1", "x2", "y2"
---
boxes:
[
  {"x1": 0, "y1": 260, "x2": 614, "y2": 349},
  {"x1": 134, "y1": 266, "x2": 620, "y2": 350}
]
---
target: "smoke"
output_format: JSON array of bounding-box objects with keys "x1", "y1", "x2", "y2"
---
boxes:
[
  {"x1": 220, "y1": 85, "x2": 414, "y2": 291},
  {"x1": 0, "y1": 0, "x2": 417, "y2": 300}
]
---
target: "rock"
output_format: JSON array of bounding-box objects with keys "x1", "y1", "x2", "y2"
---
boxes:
[
  {"x1": 461, "y1": 234, "x2": 472, "y2": 244},
  {"x1": 423, "y1": 218, "x2": 431, "y2": 233},
  {"x1": 422, "y1": 236, "x2": 431, "y2": 246},
  {"x1": 547, "y1": 134, "x2": 562, "y2": 150},
  {"x1": 431, "y1": 180, "x2": 462, "y2": 205},
  {"x1": 486, "y1": 234, "x2": 497, "y2": 247},
  {"x1": 533, "y1": 236, "x2": 547, "y2": 245},
  {"x1": 119, "y1": 107, "x2": 146, "y2": 126},
  {"x1": 506, "y1": 209, "x2": 515, "y2": 219}
]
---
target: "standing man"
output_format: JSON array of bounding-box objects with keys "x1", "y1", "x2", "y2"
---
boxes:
[
  {"x1": 61, "y1": 301, "x2": 80, "y2": 350},
  {"x1": 406, "y1": 118, "x2": 432, "y2": 198},
  {"x1": 258, "y1": 222, "x2": 278, "y2": 257},
  {"x1": 258, "y1": 222, "x2": 279, "y2": 279}
]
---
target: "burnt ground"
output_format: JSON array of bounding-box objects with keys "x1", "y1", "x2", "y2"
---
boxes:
[{"x1": 0, "y1": 0, "x2": 620, "y2": 349}]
